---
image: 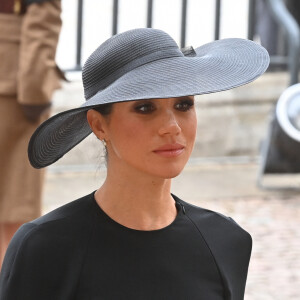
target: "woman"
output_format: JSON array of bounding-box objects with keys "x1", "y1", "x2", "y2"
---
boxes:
[{"x1": 0, "y1": 28, "x2": 269, "y2": 299}]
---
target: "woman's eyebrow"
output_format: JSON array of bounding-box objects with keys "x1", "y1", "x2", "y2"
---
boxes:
[
  {"x1": 176, "y1": 96, "x2": 194, "y2": 101},
  {"x1": 131, "y1": 98, "x2": 153, "y2": 103}
]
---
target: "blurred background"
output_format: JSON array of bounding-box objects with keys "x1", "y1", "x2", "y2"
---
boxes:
[{"x1": 45, "y1": 0, "x2": 299, "y2": 299}]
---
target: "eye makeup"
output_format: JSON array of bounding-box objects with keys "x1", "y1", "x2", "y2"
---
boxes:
[
  {"x1": 133, "y1": 100, "x2": 156, "y2": 114},
  {"x1": 174, "y1": 97, "x2": 194, "y2": 112},
  {"x1": 131, "y1": 96, "x2": 195, "y2": 114}
]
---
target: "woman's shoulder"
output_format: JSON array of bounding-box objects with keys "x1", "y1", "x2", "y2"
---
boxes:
[
  {"x1": 173, "y1": 194, "x2": 252, "y2": 271},
  {"x1": 174, "y1": 194, "x2": 252, "y2": 245},
  {"x1": 33, "y1": 191, "x2": 96, "y2": 226},
  {"x1": 10, "y1": 191, "x2": 96, "y2": 253},
  {"x1": 173, "y1": 195, "x2": 252, "y2": 299},
  {"x1": 0, "y1": 192, "x2": 96, "y2": 299}
]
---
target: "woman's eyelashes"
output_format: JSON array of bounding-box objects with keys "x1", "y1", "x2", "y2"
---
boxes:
[
  {"x1": 175, "y1": 99, "x2": 194, "y2": 111},
  {"x1": 134, "y1": 102, "x2": 156, "y2": 114},
  {"x1": 133, "y1": 99, "x2": 194, "y2": 114}
]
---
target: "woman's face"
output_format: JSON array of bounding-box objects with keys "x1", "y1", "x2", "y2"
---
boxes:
[{"x1": 92, "y1": 96, "x2": 197, "y2": 179}]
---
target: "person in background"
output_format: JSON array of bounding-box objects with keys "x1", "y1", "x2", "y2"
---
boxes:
[{"x1": 0, "y1": 0, "x2": 63, "y2": 268}]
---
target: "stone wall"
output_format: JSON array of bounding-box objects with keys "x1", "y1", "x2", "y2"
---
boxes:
[{"x1": 193, "y1": 72, "x2": 289, "y2": 158}]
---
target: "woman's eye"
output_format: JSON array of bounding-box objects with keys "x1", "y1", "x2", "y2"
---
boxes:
[
  {"x1": 134, "y1": 103, "x2": 156, "y2": 114},
  {"x1": 175, "y1": 100, "x2": 194, "y2": 111}
]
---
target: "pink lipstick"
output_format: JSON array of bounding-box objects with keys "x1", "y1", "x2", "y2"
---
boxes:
[{"x1": 153, "y1": 143, "x2": 185, "y2": 158}]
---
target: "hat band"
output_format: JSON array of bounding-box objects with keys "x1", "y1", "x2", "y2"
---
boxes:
[{"x1": 85, "y1": 47, "x2": 183, "y2": 100}]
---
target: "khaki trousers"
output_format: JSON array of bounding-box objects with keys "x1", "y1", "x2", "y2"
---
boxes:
[
  {"x1": 0, "y1": 96, "x2": 49, "y2": 222},
  {"x1": 0, "y1": 1, "x2": 61, "y2": 222}
]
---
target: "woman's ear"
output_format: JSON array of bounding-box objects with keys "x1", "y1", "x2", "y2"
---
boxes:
[{"x1": 86, "y1": 109, "x2": 108, "y2": 140}]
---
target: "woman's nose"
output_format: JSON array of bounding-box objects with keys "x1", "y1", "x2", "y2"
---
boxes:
[{"x1": 158, "y1": 111, "x2": 181, "y2": 136}]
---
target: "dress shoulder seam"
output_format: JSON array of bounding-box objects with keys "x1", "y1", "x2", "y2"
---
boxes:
[
  {"x1": 183, "y1": 212, "x2": 227, "y2": 293},
  {"x1": 178, "y1": 199, "x2": 251, "y2": 239}
]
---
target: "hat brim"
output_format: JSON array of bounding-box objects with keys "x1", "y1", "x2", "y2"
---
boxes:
[{"x1": 29, "y1": 38, "x2": 269, "y2": 168}]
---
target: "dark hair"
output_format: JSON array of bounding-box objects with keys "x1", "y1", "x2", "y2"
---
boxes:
[
  {"x1": 90, "y1": 103, "x2": 114, "y2": 164},
  {"x1": 93, "y1": 103, "x2": 114, "y2": 116}
]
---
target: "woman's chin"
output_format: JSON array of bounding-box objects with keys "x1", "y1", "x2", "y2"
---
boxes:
[
  {"x1": 154, "y1": 166, "x2": 186, "y2": 179},
  {"x1": 148, "y1": 159, "x2": 189, "y2": 179}
]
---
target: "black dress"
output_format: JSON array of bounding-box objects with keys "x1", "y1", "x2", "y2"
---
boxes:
[{"x1": 0, "y1": 192, "x2": 252, "y2": 300}]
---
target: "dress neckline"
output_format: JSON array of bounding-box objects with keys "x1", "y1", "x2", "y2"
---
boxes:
[{"x1": 92, "y1": 192, "x2": 184, "y2": 233}]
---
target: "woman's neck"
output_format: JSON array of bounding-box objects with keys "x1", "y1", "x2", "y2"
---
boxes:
[{"x1": 94, "y1": 166, "x2": 177, "y2": 231}]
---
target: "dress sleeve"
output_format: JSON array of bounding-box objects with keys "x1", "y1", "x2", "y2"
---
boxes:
[
  {"x1": 183, "y1": 203, "x2": 253, "y2": 299},
  {"x1": 0, "y1": 222, "x2": 79, "y2": 300},
  {"x1": 0, "y1": 223, "x2": 39, "y2": 299},
  {"x1": 17, "y1": 0, "x2": 63, "y2": 105}
]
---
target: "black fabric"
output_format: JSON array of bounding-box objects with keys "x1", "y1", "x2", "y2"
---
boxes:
[{"x1": 0, "y1": 192, "x2": 252, "y2": 300}]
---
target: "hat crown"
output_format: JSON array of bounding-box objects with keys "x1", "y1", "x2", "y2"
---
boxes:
[{"x1": 82, "y1": 28, "x2": 182, "y2": 100}]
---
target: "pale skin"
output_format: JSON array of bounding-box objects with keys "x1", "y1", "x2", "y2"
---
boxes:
[{"x1": 86, "y1": 96, "x2": 197, "y2": 231}]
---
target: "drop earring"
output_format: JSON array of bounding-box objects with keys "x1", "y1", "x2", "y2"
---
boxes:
[{"x1": 101, "y1": 139, "x2": 107, "y2": 147}]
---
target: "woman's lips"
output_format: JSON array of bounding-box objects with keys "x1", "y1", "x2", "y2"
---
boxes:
[{"x1": 153, "y1": 143, "x2": 185, "y2": 158}]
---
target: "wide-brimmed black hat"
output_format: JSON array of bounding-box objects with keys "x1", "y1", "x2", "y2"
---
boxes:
[{"x1": 28, "y1": 28, "x2": 269, "y2": 168}]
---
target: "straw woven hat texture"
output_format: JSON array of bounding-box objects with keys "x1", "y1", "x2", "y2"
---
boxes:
[{"x1": 28, "y1": 28, "x2": 270, "y2": 168}]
